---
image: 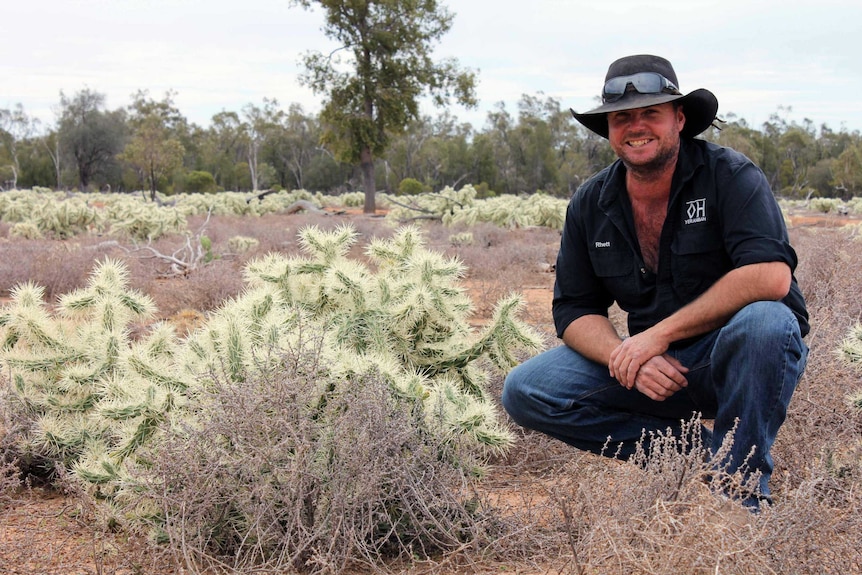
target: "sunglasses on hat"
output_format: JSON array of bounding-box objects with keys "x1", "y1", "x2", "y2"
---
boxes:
[{"x1": 602, "y1": 72, "x2": 681, "y2": 103}]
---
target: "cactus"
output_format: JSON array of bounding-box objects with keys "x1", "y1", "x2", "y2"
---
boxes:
[
  {"x1": 104, "y1": 198, "x2": 187, "y2": 241},
  {"x1": 1, "y1": 225, "x2": 542, "y2": 511},
  {"x1": 385, "y1": 184, "x2": 568, "y2": 230},
  {"x1": 0, "y1": 260, "x2": 190, "y2": 485},
  {"x1": 227, "y1": 235, "x2": 260, "y2": 253}
]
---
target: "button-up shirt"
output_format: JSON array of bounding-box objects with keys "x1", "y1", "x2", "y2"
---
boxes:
[{"x1": 552, "y1": 137, "x2": 809, "y2": 341}]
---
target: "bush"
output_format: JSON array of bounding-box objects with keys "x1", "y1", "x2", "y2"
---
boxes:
[
  {"x1": 185, "y1": 171, "x2": 218, "y2": 194},
  {"x1": 397, "y1": 177, "x2": 427, "y2": 196},
  {"x1": 137, "y1": 338, "x2": 497, "y2": 573}
]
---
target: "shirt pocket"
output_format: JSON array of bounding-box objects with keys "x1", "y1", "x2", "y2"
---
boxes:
[
  {"x1": 589, "y1": 247, "x2": 636, "y2": 298},
  {"x1": 670, "y1": 227, "x2": 728, "y2": 303}
]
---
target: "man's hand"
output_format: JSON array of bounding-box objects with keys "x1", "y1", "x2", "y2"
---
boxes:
[
  {"x1": 608, "y1": 329, "x2": 670, "y2": 388},
  {"x1": 630, "y1": 354, "x2": 689, "y2": 401}
]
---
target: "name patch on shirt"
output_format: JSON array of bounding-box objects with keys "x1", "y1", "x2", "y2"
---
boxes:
[{"x1": 685, "y1": 198, "x2": 707, "y2": 225}]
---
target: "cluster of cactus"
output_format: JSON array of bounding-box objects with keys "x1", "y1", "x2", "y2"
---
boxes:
[
  {"x1": 0, "y1": 260, "x2": 180, "y2": 483},
  {"x1": 384, "y1": 184, "x2": 568, "y2": 230},
  {"x1": 809, "y1": 197, "x2": 845, "y2": 214},
  {"x1": 320, "y1": 190, "x2": 365, "y2": 208},
  {"x1": 443, "y1": 192, "x2": 568, "y2": 230},
  {"x1": 0, "y1": 224, "x2": 542, "y2": 514},
  {"x1": 167, "y1": 189, "x2": 320, "y2": 217},
  {"x1": 227, "y1": 235, "x2": 260, "y2": 253},
  {"x1": 448, "y1": 231, "x2": 474, "y2": 246},
  {"x1": 0, "y1": 191, "x2": 104, "y2": 238},
  {"x1": 102, "y1": 197, "x2": 188, "y2": 241},
  {"x1": 182, "y1": 224, "x2": 542, "y2": 449},
  {"x1": 1, "y1": 187, "x2": 572, "y2": 242}
]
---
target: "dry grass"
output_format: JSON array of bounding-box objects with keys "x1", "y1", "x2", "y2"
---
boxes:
[{"x1": 1, "y1": 213, "x2": 862, "y2": 574}]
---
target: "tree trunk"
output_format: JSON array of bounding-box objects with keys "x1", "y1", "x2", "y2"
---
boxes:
[
  {"x1": 248, "y1": 140, "x2": 259, "y2": 191},
  {"x1": 361, "y1": 145, "x2": 376, "y2": 214}
]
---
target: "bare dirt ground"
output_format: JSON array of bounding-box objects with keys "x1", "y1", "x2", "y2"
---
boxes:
[{"x1": 1, "y1": 208, "x2": 860, "y2": 575}]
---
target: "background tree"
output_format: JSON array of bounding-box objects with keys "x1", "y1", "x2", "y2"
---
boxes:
[
  {"x1": 832, "y1": 142, "x2": 862, "y2": 196},
  {"x1": 199, "y1": 110, "x2": 245, "y2": 191},
  {"x1": 263, "y1": 103, "x2": 323, "y2": 190},
  {"x1": 292, "y1": 0, "x2": 478, "y2": 213},
  {"x1": 122, "y1": 119, "x2": 185, "y2": 198},
  {"x1": 241, "y1": 98, "x2": 282, "y2": 191},
  {"x1": 778, "y1": 124, "x2": 817, "y2": 196},
  {"x1": 510, "y1": 93, "x2": 563, "y2": 195},
  {"x1": 122, "y1": 91, "x2": 187, "y2": 198},
  {"x1": 0, "y1": 104, "x2": 39, "y2": 189},
  {"x1": 41, "y1": 129, "x2": 63, "y2": 189},
  {"x1": 58, "y1": 89, "x2": 126, "y2": 190}
]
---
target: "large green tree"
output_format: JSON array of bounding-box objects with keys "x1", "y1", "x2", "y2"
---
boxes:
[
  {"x1": 292, "y1": 0, "x2": 477, "y2": 213},
  {"x1": 58, "y1": 89, "x2": 127, "y2": 190},
  {"x1": 200, "y1": 110, "x2": 245, "y2": 190},
  {"x1": 122, "y1": 91, "x2": 187, "y2": 198}
]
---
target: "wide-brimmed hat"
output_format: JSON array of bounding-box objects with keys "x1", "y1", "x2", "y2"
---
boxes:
[{"x1": 571, "y1": 54, "x2": 718, "y2": 139}]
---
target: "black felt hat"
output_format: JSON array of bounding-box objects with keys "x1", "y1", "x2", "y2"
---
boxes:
[{"x1": 571, "y1": 54, "x2": 718, "y2": 139}]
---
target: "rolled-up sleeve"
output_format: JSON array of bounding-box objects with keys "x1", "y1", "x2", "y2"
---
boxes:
[
  {"x1": 552, "y1": 191, "x2": 614, "y2": 338},
  {"x1": 718, "y1": 155, "x2": 798, "y2": 270}
]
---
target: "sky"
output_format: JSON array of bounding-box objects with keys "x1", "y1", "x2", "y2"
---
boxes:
[{"x1": 3, "y1": 0, "x2": 861, "y2": 135}]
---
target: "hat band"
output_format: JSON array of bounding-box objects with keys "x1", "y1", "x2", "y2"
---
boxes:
[{"x1": 602, "y1": 72, "x2": 681, "y2": 104}]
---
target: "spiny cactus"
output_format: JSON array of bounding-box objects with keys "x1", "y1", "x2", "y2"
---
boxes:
[
  {"x1": 0, "y1": 260, "x2": 189, "y2": 481},
  {"x1": 2, "y1": 225, "x2": 542, "y2": 520},
  {"x1": 384, "y1": 184, "x2": 568, "y2": 230},
  {"x1": 197, "y1": 224, "x2": 543, "y2": 450},
  {"x1": 104, "y1": 198, "x2": 187, "y2": 241}
]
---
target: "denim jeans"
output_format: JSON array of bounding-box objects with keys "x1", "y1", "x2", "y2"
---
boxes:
[{"x1": 502, "y1": 301, "x2": 808, "y2": 503}]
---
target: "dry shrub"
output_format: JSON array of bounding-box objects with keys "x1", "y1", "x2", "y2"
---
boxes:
[
  {"x1": 139, "y1": 259, "x2": 245, "y2": 317},
  {"x1": 774, "y1": 227, "x2": 862, "y2": 495},
  {"x1": 0, "y1": 238, "x2": 96, "y2": 300},
  {"x1": 531, "y1": 419, "x2": 862, "y2": 575},
  {"x1": 133, "y1": 336, "x2": 508, "y2": 575},
  {"x1": 0, "y1": 415, "x2": 23, "y2": 509}
]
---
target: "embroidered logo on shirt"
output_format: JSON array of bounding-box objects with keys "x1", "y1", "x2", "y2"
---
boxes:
[
  {"x1": 595, "y1": 241, "x2": 611, "y2": 248},
  {"x1": 684, "y1": 198, "x2": 707, "y2": 224}
]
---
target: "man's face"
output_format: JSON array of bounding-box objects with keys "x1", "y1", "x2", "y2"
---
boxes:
[{"x1": 606, "y1": 102, "x2": 685, "y2": 175}]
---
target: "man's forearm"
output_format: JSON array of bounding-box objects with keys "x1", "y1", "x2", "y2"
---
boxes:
[
  {"x1": 648, "y1": 261, "x2": 791, "y2": 346},
  {"x1": 561, "y1": 314, "x2": 623, "y2": 365}
]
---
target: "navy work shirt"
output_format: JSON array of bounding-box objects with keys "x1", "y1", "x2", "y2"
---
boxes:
[{"x1": 552, "y1": 137, "x2": 809, "y2": 341}]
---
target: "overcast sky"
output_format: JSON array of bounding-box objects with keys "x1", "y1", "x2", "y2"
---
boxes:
[{"x1": 3, "y1": 0, "x2": 861, "y2": 134}]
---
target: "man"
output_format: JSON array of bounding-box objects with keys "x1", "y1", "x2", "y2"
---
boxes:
[{"x1": 501, "y1": 55, "x2": 809, "y2": 509}]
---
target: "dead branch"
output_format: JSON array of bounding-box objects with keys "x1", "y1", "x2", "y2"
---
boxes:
[{"x1": 130, "y1": 210, "x2": 214, "y2": 277}]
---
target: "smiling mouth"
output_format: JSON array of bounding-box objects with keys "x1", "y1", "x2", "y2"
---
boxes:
[{"x1": 627, "y1": 138, "x2": 653, "y2": 147}]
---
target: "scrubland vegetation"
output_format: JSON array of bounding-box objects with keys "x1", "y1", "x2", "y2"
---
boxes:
[{"x1": 1, "y1": 188, "x2": 861, "y2": 574}]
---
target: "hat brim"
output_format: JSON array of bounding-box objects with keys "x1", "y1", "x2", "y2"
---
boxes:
[{"x1": 571, "y1": 88, "x2": 718, "y2": 139}]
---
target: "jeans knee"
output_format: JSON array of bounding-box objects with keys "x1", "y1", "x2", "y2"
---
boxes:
[
  {"x1": 501, "y1": 367, "x2": 524, "y2": 419},
  {"x1": 729, "y1": 301, "x2": 799, "y2": 343}
]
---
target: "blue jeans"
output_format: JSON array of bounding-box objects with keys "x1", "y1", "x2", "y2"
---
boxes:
[{"x1": 502, "y1": 301, "x2": 808, "y2": 503}]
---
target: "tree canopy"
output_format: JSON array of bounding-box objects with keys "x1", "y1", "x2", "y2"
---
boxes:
[{"x1": 291, "y1": 0, "x2": 477, "y2": 212}]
